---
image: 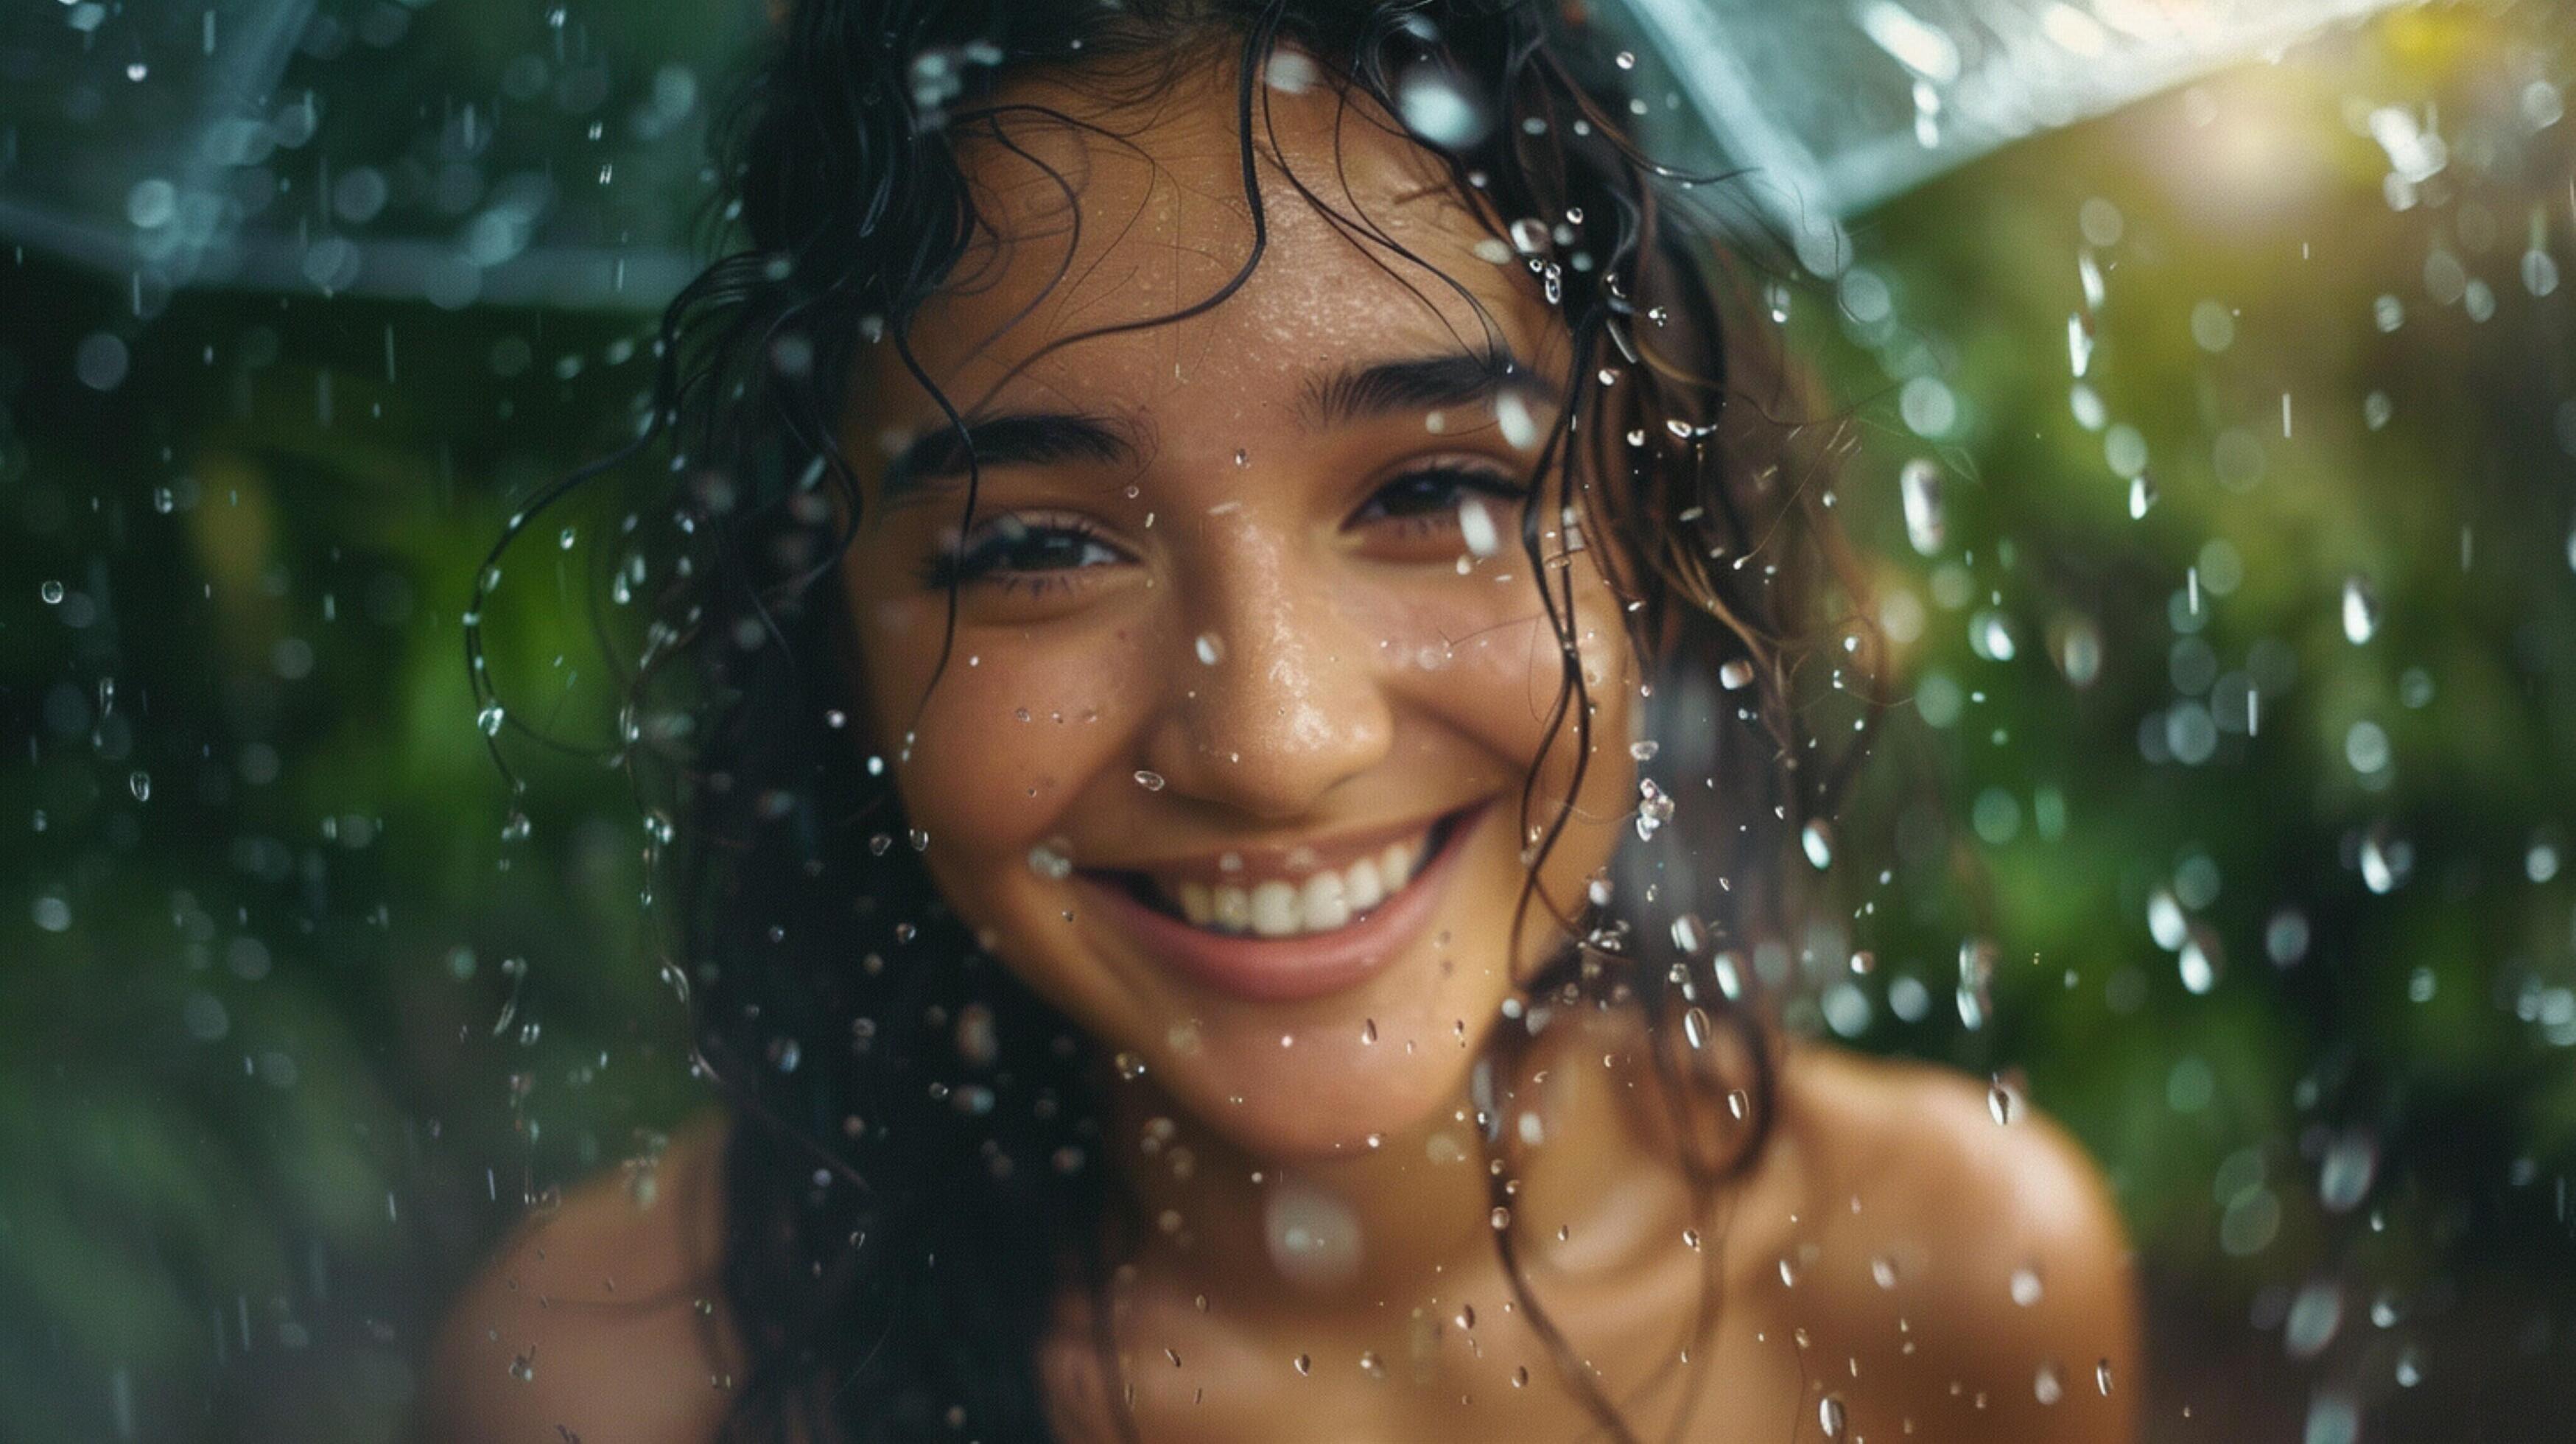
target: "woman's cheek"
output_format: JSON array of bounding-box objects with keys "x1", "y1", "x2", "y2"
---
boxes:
[{"x1": 863, "y1": 605, "x2": 1146, "y2": 864}]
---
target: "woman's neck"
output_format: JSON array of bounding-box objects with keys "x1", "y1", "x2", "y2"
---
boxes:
[{"x1": 1099, "y1": 1006, "x2": 1708, "y2": 1326}]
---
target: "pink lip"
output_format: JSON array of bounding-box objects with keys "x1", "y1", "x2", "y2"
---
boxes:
[{"x1": 1077, "y1": 804, "x2": 1489, "y2": 1005}]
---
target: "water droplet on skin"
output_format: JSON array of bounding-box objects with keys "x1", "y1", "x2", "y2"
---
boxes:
[
  {"x1": 1682, "y1": 1227, "x2": 1702, "y2": 1250},
  {"x1": 2341, "y1": 575, "x2": 2381, "y2": 645},
  {"x1": 1989, "y1": 1080, "x2": 2017, "y2": 1125},
  {"x1": 1626, "y1": 427, "x2": 1649, "y2": 447},
  {"x1": 1682, "y1": 1006, "x2": 1710, "y2": 1050},
  {"x1": 1195, "y1": 634, "x2": 1225, "y2": 666},
  {"x1": 1719, "y1": 659, "x2": 1755, "y2": 691},
  {"x1": 2096, "y1": 1359, "x2": 2116, "y2": 1395},
  {"x1": 1133, "y1": 770, "x2": 1166, "y2": 791},
  {"x1": 1513, "y1": 1366, "x2": 1530, "y2": 1387},
  {"x1": 1294, "y1": 1353, "x2": 1313, "y2": 1376},
  {"x1": 1727, "y1": 1088, "x2": 1749, "y2": 1120},
  {"x1": 2035, "y1": 1362, "x2": 2064, "y2": 1404},
  {"x1": 2011, "y1": 1266, "x2": 2044, "y2": 1305},
  {"x1": 1871, "y1": 1255, "x2": 1899, "y2": 1289},
  {"x1": 1818, "y1": 1394, "x2": 1847, "y2": 1438},
  {"x1": 1629, "y1": 739, "x2": 1659, "y2": 761},
  {"x1": 1361, "y1": 1018, "x2": 1378, "y2": 1045},
  {"x1": 558, "y1": 526, "x2": 577, "y2": 550},
  {"x1": 1489, "y1": 1205, "x2": 1512, "y2": 1230},
  {"x1": 1359, "y1": 1350, "x2": 1386, "y2": 1379},
  {"x1": 510, "y1": 1353, "x2": 536, "y2": 1383}
]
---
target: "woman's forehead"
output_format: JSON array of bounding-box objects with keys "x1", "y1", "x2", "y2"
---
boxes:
[{"x1": 874, "y1": 59, "x2": 1557, "y2": 425}]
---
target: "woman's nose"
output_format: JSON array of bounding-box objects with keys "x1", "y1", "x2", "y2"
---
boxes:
[{"x1": 1140, "y1": 535, "x2": 1394, "y2": 821}]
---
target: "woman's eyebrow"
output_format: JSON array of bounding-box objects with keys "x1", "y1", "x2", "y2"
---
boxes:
[
  {"x1": 1299, "y1": 348, "x2": 1537, "y2": 430},
  {"x1": 877, "y1": 348, "x2": 1533, "y2": 500},
  {"x1": 880, "y1": 412, "x2": 1137, "y2": 502}
]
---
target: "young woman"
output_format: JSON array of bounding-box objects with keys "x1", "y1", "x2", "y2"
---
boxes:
[{"x1": 428, "y1": 2, "x2": 2138, "y2": 1439}]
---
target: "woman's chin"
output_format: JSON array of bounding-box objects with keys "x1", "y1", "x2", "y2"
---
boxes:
[{"x1": 1143, "y1": 1024, "x2": 1487, "y2": 1163}]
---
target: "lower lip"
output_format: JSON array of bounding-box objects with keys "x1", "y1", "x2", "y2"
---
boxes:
[{"x1": 1077, "y1": 805, "x2": 1488, "y2": 1006}]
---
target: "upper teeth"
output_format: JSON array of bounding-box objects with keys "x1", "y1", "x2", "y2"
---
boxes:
[{"x1": 1168, "y1": 838, "x2": 1425, "y2": 939}]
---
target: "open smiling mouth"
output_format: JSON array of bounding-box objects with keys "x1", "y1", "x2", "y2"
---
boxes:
[{"x1": 1089, "y1": 804, "x2": 1482, "y2": 941}]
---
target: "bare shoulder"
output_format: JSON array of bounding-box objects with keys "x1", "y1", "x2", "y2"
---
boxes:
[
  {"x1": 1763, "y1": 1045, "x2": 2141, "y2": 1443},
  {"x1": 418, "y1": 1110, "x2": 742, "y2": 1444}
]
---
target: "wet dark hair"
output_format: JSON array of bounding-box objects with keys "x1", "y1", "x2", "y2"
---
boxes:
[{"x1": 470, "y1": 1, "x2": 1875, "y2": 1438}]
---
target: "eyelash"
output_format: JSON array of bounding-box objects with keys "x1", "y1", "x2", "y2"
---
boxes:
[{"x1": 921, "y1": 465, "x2": 1532, "y2": 590}]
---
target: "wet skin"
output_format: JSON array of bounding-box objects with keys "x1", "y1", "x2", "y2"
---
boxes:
[{"x1": 426, "y1": 52, "x2": 2140, "y2": 1444}]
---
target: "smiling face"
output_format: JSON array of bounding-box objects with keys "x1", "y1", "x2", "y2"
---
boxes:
[{"x1": 837, "y1": 55, "x2": 1640, "y2": 1161}]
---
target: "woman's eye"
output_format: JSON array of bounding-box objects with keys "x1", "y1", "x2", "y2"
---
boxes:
[
  {"x1": 931, "y1": 517, "x2": 1126, "y2": 589},
  {"x1": 1351, "y1": 466, "x2": 1528, "y2": 530}
]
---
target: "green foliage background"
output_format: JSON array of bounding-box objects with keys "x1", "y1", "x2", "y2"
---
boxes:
[{"x1": 2, "y1": 2, "x2": 2571, "y2": 1440}]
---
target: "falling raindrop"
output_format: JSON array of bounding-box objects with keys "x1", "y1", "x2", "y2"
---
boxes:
[
  {"x1": 1682, "y1": 1006, "x2": 1710, "y2": 1050},
  {"x1": 1458, "y1": 497, "x2": 1502, "y2": 558},
  {"x1": 1634, "y1": 779, "x2": 1675, "y2": 840},
  {"x1": 39, "y1": 581, "x2": 64, "y2": 605},
  {"x1": 2318, "y1": 1131, "x2": 2377, "y2": 1213},
  {"x1": 1719, "y1": 659, "x2": 1755, "y2": 690},
  {"x1": 477, "y1": 704, "x2": 506, "y2": 737},
  {"x1": 1899, "y1": 458, "x2": 1945, "y2": 555},
  {"x1": 1669, "y1": 914, "x2": 1704, "y2": 955},
  {"x1": 1395, "y1": 66, "x2": 1489, "y2": 150},
  {"x1": 2178, "y1": 933, "x2": 2220, "y2": 995},
  {"x1": 1800, "y1": 820, "x2": 1834, "y2": 871},
  {"x1": 2341, "y1": 576, "x2": 2381, "y2": 645},
  {"x1": 2127, "y1": 472, "x2": 2158, "y2": 519},
  {"x1": 2035, "y1": 1363, "x2": 2064, "y2": 1405},
  {"x1": 128, "y1": 771, "x2": 151, "y2": 802}
]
